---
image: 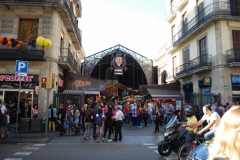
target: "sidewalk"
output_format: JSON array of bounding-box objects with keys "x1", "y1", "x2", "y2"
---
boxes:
[{"x1": 0, "y1": 122, "x2": 166, "y2": 144}]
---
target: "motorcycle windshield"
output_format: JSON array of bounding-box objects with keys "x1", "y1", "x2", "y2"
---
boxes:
[{"x1": 165, "y1": 115, "x2": 177, "y2": 129}]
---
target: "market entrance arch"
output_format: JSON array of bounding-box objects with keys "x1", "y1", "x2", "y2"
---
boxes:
[{"x1": 83, "y1": 45, "x2": 153, "y2": 91}]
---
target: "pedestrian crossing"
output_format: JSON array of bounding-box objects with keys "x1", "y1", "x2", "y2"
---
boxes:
[
  {"x1": 3, "y1": 144, "x2": 46, "y2": 160},
  {"x1": 142, "y1": 143, "x2": 179, "y2": 160}
]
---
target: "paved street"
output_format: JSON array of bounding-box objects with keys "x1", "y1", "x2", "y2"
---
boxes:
[{"x1": 0, "y1": 123, "x2": 179, "y2": 160}]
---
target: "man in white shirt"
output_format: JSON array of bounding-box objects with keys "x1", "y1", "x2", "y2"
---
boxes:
[
  {"x1": 147, "y1": 101, "x2": 153, "y2": 123},
  {"x1": 0, "y1": 102, "x2": 7, "y2": 115},
  {"x1": 113, "y1": 106, "x2": 124, "y2": 141},
  {"x1": 0, "y1": 102, "x2": 7, "y2": 139},
  {"x1": 192, "y1": 104, "x2": 221, "y2": 141}
]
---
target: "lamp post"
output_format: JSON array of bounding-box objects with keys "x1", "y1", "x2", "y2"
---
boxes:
[{"x1": 36, "y1": 36, "x2": 52, "y2": 138}]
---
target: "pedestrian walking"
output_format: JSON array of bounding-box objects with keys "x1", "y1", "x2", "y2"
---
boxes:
[
  {"x1": 103, "y1": 107, "x2": 113, "y2": 142},
  {"x1": 57, "y1": 104, "x2": 66, "y2": 136},
  {"x1": 48, "y1": 104, "x2": 57, "y2": 132}
]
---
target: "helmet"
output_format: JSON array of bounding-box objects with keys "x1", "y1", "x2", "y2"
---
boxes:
[{"x1": 186, "y1": 107, "x2": 195, "y2": 117}]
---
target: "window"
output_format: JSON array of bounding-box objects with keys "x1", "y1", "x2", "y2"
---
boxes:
[
  {"x1": 230, "y1": 0, "x2": 240, "y2": 16},
  {"x1": 182, "y1": 46, "x2": 190, "y2": 63},
  {"x1": 182, "y1": 12, "x2": 187, "y2": 34},
  {"x1": 18, "y1": 19, "x2": 39, "y2": 43},
  {"x1": 232, "y1": 30, "x2": 240, "y2": 48},
  {"x1": 172, "y1": 56, "x2": 177, "y2": 76},
  {"x1": 197, "y1": 0, "x2": 204, "y2": 20},
  {"x1": 172, "y1": 25, "x2": 175, "y2": 43},
  {"x1": 182, "y1": 46, "x2": 190, "y2": 71},
  {"x1": 199, "y1": 37, "x2": 207, "y2": 55}
]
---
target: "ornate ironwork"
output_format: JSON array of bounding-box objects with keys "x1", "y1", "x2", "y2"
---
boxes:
[
  {"x1": 83, "y1": 44, "x2": 153, "y2": 85},
  {"x1": 0, "y1": 44, "x2": 45, "y2": 60},
  {"x1": 0, "y1": 0, "x2": 82, "y2": 48},
  {"x1": 173, "y1": 2, "x2": 237, "y2": 47},
  {"x1": 226, "y1": 48, "x2": 240, "y2": 63},
  {"x1": 58, "y1": 48, "x2": 80, "y2": 74}
]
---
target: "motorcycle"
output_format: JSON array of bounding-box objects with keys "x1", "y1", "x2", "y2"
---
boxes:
[
  {"x1": 158, "y1": 116, "x2": 184, "y2": 156},
  {"x1": 187, "y1": 139, "x2": 212, "y2": 160}
]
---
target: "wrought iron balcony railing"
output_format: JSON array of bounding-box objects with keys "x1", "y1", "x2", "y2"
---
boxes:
[
  {"x1": 188, "y1": 54, "x2": 212, "y2": 71},
  {"x1": 0, "y1": 0, "x2": 82, "y2": 47},
  {"x1": 226, "y1": 48, "x2": 240, "y2": 63},
  {"x1": 176, "y1": 63, "x2": 189, "y2": 76},
  {"x1": 58, "y1": 48, "x2": 80, "y2": 74},
  {"x1": 0, "y1": 44, "x2": 45, "y2": 60},
  {"x1": 166, "y1": 69, "x2": 177, "y2": 80},
  {"x1": 173, "y1": 2, "x2": 235, "y2": 47},
  {"x1": 176, "y1": 54, "x2": 212, "y2": 76}
]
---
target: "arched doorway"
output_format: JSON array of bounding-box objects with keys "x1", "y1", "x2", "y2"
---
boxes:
[{"x1": 83, "y1": 45, "x2": 153, "y2": 90}]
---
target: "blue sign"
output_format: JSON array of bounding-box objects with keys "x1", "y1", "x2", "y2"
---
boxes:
[
  {"x1": 15, "y1": 60, "x2": 29, "y2": 76},
  {"x1": 232, "y1": 75, "x2": 240, "y2": 84}
]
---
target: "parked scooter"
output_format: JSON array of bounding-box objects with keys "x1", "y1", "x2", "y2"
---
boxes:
[{"x1": 158, "y1": 116, "x2": 184, "y2": 156}]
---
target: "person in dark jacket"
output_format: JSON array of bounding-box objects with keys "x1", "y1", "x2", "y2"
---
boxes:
[
  {"x1": 103, "y1": 107, "x2": 113, "y2": 142},
  {"x1": 57, "y1": 104, "x2": 66, "y2": 136}
]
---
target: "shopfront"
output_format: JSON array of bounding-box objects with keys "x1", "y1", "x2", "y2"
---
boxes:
[{"x1": 0, "y1": 75, "x2": 39, "y2": 122}]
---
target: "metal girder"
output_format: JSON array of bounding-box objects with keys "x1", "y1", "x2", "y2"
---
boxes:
[{"x1": 83, "y1": 44, "x2": 153, "y2": 85}]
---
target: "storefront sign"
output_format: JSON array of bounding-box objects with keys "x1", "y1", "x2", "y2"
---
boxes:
[
  {"x1": 114, "y1": 69, "x2": 123, "y2": 75},
  {"x1": 0, "y1": 75, "x2": 34, "y2": 82},
  {"x1": 58, "y1": 79, "x2": 64, "y2": 87},
  {"x1": 232, "y1": 75, "x2": 240, "y2": 84}
]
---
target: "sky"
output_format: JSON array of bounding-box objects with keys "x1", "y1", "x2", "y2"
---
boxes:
[{"x1": 79, "y1": 0, "x2": 167, "y2": 59}]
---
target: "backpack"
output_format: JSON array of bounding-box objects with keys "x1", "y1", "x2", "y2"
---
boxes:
[
  {"x1": 96, "y1": 114, "x2": 103, "y2": 126},
  {"x1": 66, "y1": 110, "x2": 72, "y2": 121},
  {"x1": 159, "y1": 107, "x2": 165, "y2": 116}
]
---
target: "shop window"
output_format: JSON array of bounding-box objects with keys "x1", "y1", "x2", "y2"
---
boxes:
[{"x1": 18, "y1": 19, "x2": 39, "y2": 43}]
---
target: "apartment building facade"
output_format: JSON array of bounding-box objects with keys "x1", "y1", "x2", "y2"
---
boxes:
[
  {"x1": 155, "y1": 0, "x2": 240, "y2": 106},
  {"x1": 0, "y1": 0, "x2": 85, "y2": 117}
]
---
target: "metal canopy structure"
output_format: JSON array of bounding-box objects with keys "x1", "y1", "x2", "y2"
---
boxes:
[{"x1": 83, "y1": 44, "x2": 153, "y2": 85}]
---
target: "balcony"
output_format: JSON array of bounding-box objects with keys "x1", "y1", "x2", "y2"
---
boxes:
[
  {"x1": 176, "y1": 63, "x2": 189, "y2": 77},
  {"x1": 173, "y1": 2, "x2": 238, "y2": 47},
  {"x1": 188, "y1": 54, "x2": 212, "y2": 73},
  {"x1": 175, "y1": 54, "x2": 212, "y2": 78},
  {"x1": 0, "y1": 0, "x2": 82, "y2": 50},
  {"x1": 0, "y1": 44, "x2": 45, "y2": 61},
  {"x1": 166, "y1": 6, "x2": 176, "y2": 23},
  {"x1": 226, "y1": 48, "x2": 240, "y2": 67},
  {"x1": 166, "y1": 69, "x2": 176, "y2": 81},
  {"x1": 58, "y1": 48, "x2": 81, "y2": 74},
  {"x1": 175, "y1": 0, "x2": 188, "y2": 11}
]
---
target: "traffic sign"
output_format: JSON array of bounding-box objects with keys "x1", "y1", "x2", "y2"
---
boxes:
[{"x1": 15, "y1": 60, "x2": 29, "y2": 76}]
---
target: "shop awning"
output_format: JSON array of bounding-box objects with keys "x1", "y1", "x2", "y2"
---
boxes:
[
  {"x1": 139, "y1": 82, "x2": 182, "y2": 99},
  {"x1": 63, "y1": 90, "x2": 100, "y2": 95},
  {"x1": 84, "y1": 91, "x2": 100, "y2": 95}
]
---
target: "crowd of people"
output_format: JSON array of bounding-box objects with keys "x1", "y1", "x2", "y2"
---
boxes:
[{"x1": 1, "y1": 98, "x2": 240, "y2": 159}]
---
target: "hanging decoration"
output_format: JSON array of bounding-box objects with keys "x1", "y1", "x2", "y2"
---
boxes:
[
  {"x1": 0, "y1": 36, "x2": 22, "y2": 48},
  {"x1": 36, "y1": 36, "x2": 44, "y2": 46},
  {"x1": 36, "y1": 36, "x2": 52, "y2": 48}
]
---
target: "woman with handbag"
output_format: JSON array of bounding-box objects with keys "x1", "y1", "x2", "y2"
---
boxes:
[
  {"x1": 152, "y1": 105, "x2": 161, "y2": 133},
  {"x1": 84, "y1": 107, "x2": 93, "y2": 140}
]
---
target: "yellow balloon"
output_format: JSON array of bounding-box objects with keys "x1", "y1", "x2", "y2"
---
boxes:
[
  {"x1": 43, "y1": 39, "x2": 52, "y2": 48},
  {"x1": 36, "y1": 36, "x2": 45, "y2": 46}
]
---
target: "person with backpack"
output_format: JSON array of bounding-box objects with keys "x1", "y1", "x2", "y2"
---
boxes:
[
  {"x1": 48, "y1": 104, "x2": 58, "y2": 132},
  {"x1": 66, "y1": 105, "x2": 74, "y2": 134},
  {"x1": 96, "y1": 109, "x2": 104, "y2": 143}
]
